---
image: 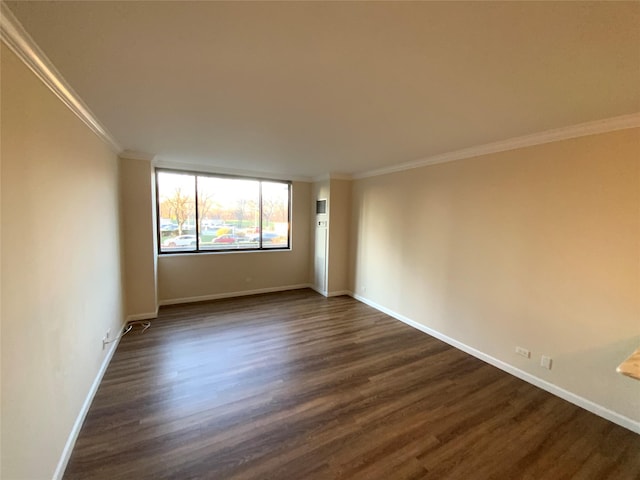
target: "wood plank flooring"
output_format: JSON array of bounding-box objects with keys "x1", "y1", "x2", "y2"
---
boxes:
[{"x1": 64, "y1": 289, "x2": 640, "y2": 479}]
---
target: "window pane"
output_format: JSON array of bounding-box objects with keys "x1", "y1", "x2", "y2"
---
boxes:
[
  {"x1": 261, "y1": 182, "x2": 290, "y2": 248},
  {"x1": 157, "y1": 172, "x2": 196, "y2": 252},
  {"x1": 197, "y1": 177, "x2": 260, "y2": 250}
]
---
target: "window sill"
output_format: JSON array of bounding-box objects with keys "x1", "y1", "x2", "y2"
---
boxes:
[{"x1": 157, "y1": 247, "x2": 292, "y2": 257}]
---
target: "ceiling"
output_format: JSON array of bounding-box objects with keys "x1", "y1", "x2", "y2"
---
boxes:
[{"x1": 5, "y1": 1, "x2": 640, "y2": 179}]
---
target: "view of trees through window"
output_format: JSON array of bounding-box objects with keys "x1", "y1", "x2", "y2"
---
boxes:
[{"x1": 157, "y1": 170, "x2": 290, "y2": 253}]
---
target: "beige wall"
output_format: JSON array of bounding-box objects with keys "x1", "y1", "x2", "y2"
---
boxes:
[
  {"x1": 327, "y1": 179, "x2": 351, "y2": 294},
  {"x1": 158, "y1": 181, "x2": 311, "y2": 303},
  {"x1": 119, "y1": 156, "x2": 158, "y2": 319},
  {"x1": 1, "y1": 45, "x2": 125, "y2": 479},
  {"x1": 349, "y1": 128, "x2": 640, "y2": 422}
]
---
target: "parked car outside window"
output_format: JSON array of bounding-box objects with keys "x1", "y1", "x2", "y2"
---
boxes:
[
  {"x1": 213, "y1": 234, "x2": 239, "y2": 244},
  {"x1": 162, "y1": 235, "x2": 197, "y2": 248}
]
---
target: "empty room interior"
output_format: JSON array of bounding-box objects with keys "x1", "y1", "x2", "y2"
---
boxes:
[{"x1": 1, "y1": 2, "x2": 640, "y2": 479}]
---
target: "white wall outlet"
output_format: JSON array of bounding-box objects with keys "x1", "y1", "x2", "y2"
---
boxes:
[
  {"x1": 541, "y1": 355, "x2": 553, "y2": 370},
  {"x1": 515, "y1": 346, "x2": 530, "y2": 358},
  {"x1": 362, "y1": 286, "x2": 367, "y2": 293},
  {"x1": 102, "y1": 328, "x2": 111, "y2": 350}
]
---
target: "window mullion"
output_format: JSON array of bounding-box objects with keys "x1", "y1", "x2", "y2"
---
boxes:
[
  {"x1": 194, "y1": 174, "x2": 200, "y2": 251},
  {"x1": 259, "y1": 181, "x2": 263, "y2": 249}
]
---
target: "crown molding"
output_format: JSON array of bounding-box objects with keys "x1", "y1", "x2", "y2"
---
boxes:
[
  {"x1": 119, "y1": 150, "x2": 157, "y2": 162},
  {"x1": 0, "y1": 2, "x2": 121, "y2": 153},
  {"x1": 353, "y1": 112, "x2": 640, "y2": 179},
  {"x1": 2, "y1": 0, "x2": 635, "y2": 178}
]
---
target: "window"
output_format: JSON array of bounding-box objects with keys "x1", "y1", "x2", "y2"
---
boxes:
[{"x1": 156, "y1": 169, "x2": 291, "y2": 253}]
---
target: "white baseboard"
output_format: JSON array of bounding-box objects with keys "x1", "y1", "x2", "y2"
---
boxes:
[
  {"x1": 126, "y1": 307, "x2": 159, "y2": 322},
  {"x1": 327, "y1": 290, "x2": 351, "y2": 297},
  {"x1": 351, "y1": 293, "x2": 640, "y2": 435},
  {"x1": 158, "y1": 283, "x2": 312, "y2": 306},
  {"x1": 53, "y1": 325, "x2": 124, "y2": 480},
  {"x1": 308, "y1": 287, "x2": 350, "y2": 297}
]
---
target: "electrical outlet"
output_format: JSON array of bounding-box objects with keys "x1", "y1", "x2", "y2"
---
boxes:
[
  {"x1": 541, "y1": 355, "x2": 553, "y2": 370},
  {"x1": 516, "y1": 346, "x2": 530, "y2": 358},
  {"x1": 362, "y1": 286, "x2": 367, "y2": 293},
  {"x1": 102, "y1": 329, "x2": 111, "y2": 350}
]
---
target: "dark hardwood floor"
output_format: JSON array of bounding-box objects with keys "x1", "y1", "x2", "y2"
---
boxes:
[{"x1": 64, "y1": 289, "x2": 640, "y2": 479}]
